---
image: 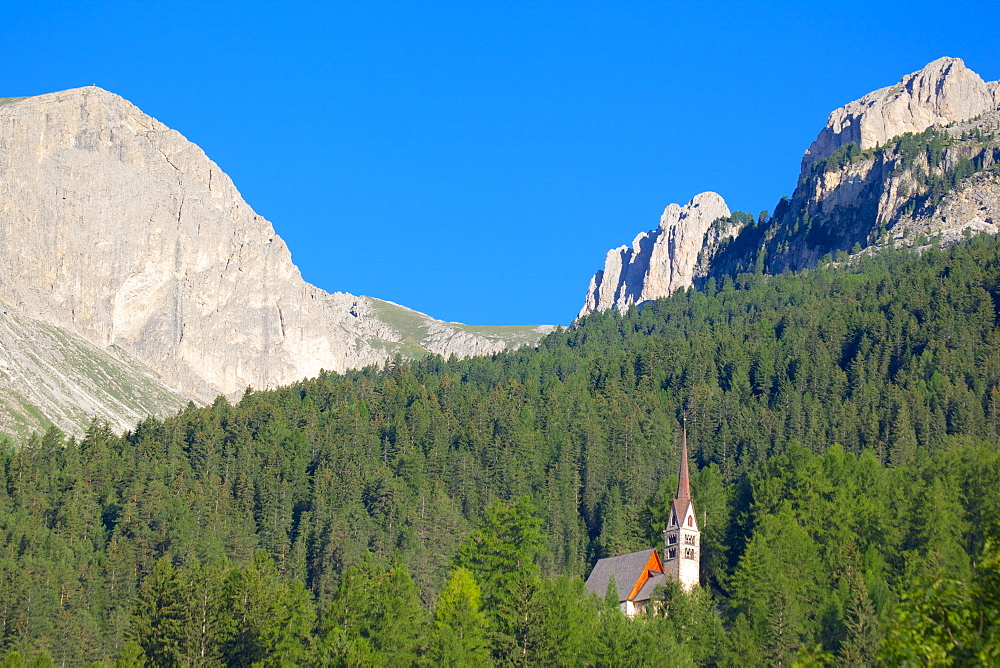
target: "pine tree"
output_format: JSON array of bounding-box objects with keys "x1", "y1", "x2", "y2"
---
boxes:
[
  {"x1": 113, "y1": 641, "x2": 147, "y2": 667},
  {"x1": 129, "y1": 557, "x2": 186, "y2": 666},
  {"x1": 531, "y1": 576, "x2": 598, "y2": 665},
  {"x1": 595, "y1": 588, "x2": 634, "y2": 666},
  {"x1": 177, "y1": 560, "x2": 233, "y2": 666},
  {"x1": 321, "y1": 557, "x2": 429, "y2": 665},
  {"x1": 224, "y1": 552, "x2": 315, "y2": 665},
  {"x1": 455, "y1": 497, "x2": 545, "y2": 665}
]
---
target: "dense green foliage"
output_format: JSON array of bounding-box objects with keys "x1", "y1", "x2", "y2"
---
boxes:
[{"x1": 4, "y1": 235, "x2": 1000, "y2": 664}]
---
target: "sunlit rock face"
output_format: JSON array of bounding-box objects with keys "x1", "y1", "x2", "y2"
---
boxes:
[
  {"x1": 580, "y1": 192, "x2": 732, "y2": 316},
  {"x1": 802, "y1": 57, "x2": 999, "y2": 170},
  {"x1": 756, "y1": 58, "x2": 1000, "y2": 274},
  {"x1": 580, "y1": 58, "x2": 1000, "y2": 319},
  {"x1": 0, "y1": 87, "x2": 552, "y2": 406}
]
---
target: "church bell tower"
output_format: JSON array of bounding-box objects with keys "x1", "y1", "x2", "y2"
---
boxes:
[{"x1": 663, "y1": 426, "x2": 700, "y2": 591}]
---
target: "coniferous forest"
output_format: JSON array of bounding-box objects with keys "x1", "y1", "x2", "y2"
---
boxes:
[{"x1": 4, "y1": 235, "x2": 1000, "y2": 665}]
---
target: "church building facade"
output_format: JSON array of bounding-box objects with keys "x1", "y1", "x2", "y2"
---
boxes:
[{"x1": 585, "y1": 429, "x2": 700, "y2": 614}]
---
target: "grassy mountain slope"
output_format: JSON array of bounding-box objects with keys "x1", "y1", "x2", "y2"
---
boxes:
[
  {"x1": 366, "y1": 297, "x2": 557, "y2": 358},
  {"x1": 0, "y1": 303, "x2": 190, "y2": 438}
]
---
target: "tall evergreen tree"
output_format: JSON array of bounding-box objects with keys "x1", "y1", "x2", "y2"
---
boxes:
[{"x1": 429, "y1": 568, "x2": 490, "y2": 666}]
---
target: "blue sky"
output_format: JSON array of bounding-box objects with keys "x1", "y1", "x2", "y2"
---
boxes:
[{"x1": 3, "y1": 1, "x2": 999, "y2": 325}]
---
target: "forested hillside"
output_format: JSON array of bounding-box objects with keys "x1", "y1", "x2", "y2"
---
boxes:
[{"x1": 4, "y1": 236, "x2": 1000, "y2": 665}]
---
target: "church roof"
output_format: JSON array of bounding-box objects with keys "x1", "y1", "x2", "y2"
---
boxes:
[
  {"x1": 634, "y1": 572, "x2": 667, "y2": 602},
  {"x1": 585, "y1": 548, "x2": 662, "y2": 602}
]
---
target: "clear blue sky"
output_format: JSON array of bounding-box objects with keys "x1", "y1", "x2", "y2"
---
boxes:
[{"x1": 4, "y1": 1, "x2": 999, "y2": 325}]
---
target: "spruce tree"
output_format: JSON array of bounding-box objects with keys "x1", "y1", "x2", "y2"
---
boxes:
[{"x1": 840, "y1": 573, "x2": 879, "y2": 666}]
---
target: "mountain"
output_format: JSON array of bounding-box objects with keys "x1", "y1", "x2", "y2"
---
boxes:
[
  {"x1": 0, "y1": 303, "x2": 188, "y2": 437},
  {"x1": 0, "y1": 88, "x2": 552, "y2": 435},
  {"x1": 579, "y1": 192, "x2": 733, "y2": 316},
  {"x1": 580, "y1": 57, "x2": 1000, "y2": 313},
  {"x1": 5, "y1": 64, "x2": 1000, "y2": 667},
  {"x1": 7, "y1": 58, "x2": 997, "y2": 436},
  {"x1": 801, "y1": 57, "x2": 999, "y2": 169},
  {"x1": 719, "y1": 56, "x2": 1000, "y2": 276}
]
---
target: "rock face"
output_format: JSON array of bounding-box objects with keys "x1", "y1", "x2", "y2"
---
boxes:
[
  {"x1": 905, "y1": 165, "x2": 1000, "y2": 243},
  {"x1": 579, "y1": 192, "x2": 732, "y2": 316},
  {"x1": 0, "y1": 87, "x2": 553, "y2": 418},
  {"x1": 582, "y1": 58, "x2": 1000, "y2": 318},
  {"x1": 707, "y1": 58, "x2": 1000, "y2": 280},
  {"x1": 768, "y1": 119, "x2": 1000, "y2": 274},
  {"x1": 803, "y1": 57, "x2": 999, "y2": 169}
]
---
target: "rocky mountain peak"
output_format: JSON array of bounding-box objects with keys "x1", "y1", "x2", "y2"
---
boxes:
[
  {"x1": 802, "y1": 57, "x2": 1000, "y2": 171},
  {"x1": 701, "y1": 57, "x2": 1000, "y2": 281},
  {"x1": 0, "y1": 86, "x2": 553, "y2": 426},
  {"x1": 579, "y1": 192, "x2": 731, "y2": 317},
  {"x1": 0, "y1": 86, "x2": 320, "y2": 400},
  {"x1": 579, "y1": 57, "x2": 1000, "y2": 322}
]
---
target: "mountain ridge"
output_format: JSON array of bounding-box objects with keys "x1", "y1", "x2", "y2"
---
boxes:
[
  {"x1": 580, "y1": 57, "x2": 1000, "y2": 315},
  {"x1": 802, "y1": 57, "x2": 999, "y2": 169},
  {"x1": 5, "y1": 56, "x2": 999, "y2": 435},
  {"x1": 0, "y1": 86, "x2": 553, "y2": 435}
]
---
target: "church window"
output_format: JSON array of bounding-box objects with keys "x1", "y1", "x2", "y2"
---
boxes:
[
  {"x1": 668, "y1": 548, "x2": 676, "y2": 559},
  {"x1": 668, "y1": 533, "x2": 677, "y2": 545},
  {"x1": 670, "y1": 512, "x2": 676, "y2": 526},
  {"x1": 687, "y1": 515, "x2": 693, "y2": 527},
  {"x1": 684, "y1": 534, "x2": 696, "y2": 545},
  {"x1": 683, "y1": 548, "x2": 694, "y2": 559}
]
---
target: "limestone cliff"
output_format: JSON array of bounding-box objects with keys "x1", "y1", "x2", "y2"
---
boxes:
[
  {"x1": 579, "y1": 192, "x2": 732, "y2": 316},
  {"x1": 803, "y1": 57, "x2": 999, "y2": 169},
  {"x1": 0, "y1": 87, "x2": 553, "y2": 420},
  {"x1": 580, "y1": 58, "x2": 1000, "y2": 317},
  {"x1": 772, "y1": 111, "x2": 1000, "y2": 273},
  {"x1": 708, "y1": 58, "x2": 1000, "y2": 279}
]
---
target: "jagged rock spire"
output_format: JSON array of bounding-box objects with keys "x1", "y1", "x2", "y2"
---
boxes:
[
  {"x1": 677, "y1": 424, "x2": 691, "y2": 504},
  {"x1": 578, "y1": 192, "x2": 733, "y2": 317}
]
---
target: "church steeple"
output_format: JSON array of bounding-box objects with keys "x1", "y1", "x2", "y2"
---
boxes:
[
  {"x1": 663, "y1": 423, "x2": 700, "y2": 591},
  {"x1": 677, "y1": 425, "x2": 691, "y2": 504}
]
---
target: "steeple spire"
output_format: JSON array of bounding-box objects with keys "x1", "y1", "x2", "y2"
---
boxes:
[
  {"x1": 664, "y1": 420, "x2": 700, "y2": 591},
  {"x1": 677, "y1": 423, "x2": 691, "y2": 503}
]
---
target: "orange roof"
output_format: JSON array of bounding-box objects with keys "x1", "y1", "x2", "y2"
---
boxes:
[
  {"x1": 585, "y1": 548, "x2": 665, "y2": 602},
  {"x1": 626, "y1": 549, "x2": 664, "y2": 601}
]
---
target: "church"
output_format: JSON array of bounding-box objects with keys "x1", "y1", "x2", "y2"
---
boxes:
[{"x1": 585, "y1": 430, "x2": 700, "y2": 616}]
